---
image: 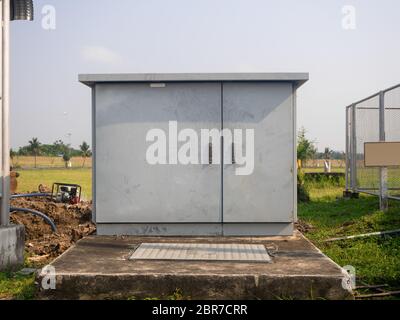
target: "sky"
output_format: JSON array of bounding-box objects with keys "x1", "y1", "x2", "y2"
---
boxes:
[{"x1": 10, "y1": 0, "x2": 400, "y2": 151}]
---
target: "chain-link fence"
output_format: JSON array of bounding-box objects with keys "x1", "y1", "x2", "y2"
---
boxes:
[{"x1": 345, "y1": 84, "x2": 400, "y2": 202}]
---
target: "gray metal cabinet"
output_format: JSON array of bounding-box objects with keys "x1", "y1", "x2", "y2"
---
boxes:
[{"x1": 80, "y1": 73, "x2": 308, "y2": 236}]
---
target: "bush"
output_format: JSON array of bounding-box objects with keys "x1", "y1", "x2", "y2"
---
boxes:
[
  {"x1": 303, "y1": 173, "x2": 345, "y2": 189},
  {"x1": 297, "y1": 170, "x2": 310, "y2": 202}
]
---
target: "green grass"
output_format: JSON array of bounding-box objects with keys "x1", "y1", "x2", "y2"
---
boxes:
[
  {"x1": 302, "y1": 167, "x2": 345, "y2": 173},
  {"x1": 17, "y1": 168, "x2": 92, "y2": 200},
  {"x1": 12, "y1": 156, "x2": 92, "y2": 169},
  {"x1": 0, "y1": 271, "x2": 36, "y2": 300},
  {"x1": 299, "y1": 186, "x2": 400, "y2": 290}
]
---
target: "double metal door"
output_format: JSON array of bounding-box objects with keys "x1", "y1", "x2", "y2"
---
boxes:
[{"x1": 95, "y1": 82, "x2": 293, "y2": 223}]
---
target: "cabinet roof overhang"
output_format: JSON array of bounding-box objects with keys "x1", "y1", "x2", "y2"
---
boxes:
[{"x1": 79, "y1": 73, "x2": 309, "y2": 88}]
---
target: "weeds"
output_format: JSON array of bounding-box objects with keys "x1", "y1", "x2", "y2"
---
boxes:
[
  {"x1": 0, "y1": 271, "x2": 36, "y2": 300},
  {"x1": 298, "y1": 185, "x2": 400, "y2": 293}
]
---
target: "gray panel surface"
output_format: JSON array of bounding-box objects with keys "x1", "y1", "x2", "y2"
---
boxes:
[
  {"x1": 95, "y1": 82, "x2": 221, "y2": 223},
  {"x1": 129, "y1": 243, "x2": 271, "y2": 262},
  {"x1": 222, "y1": 223, "x2": 293, "y2": 236},
  {"x1": 96, "y1": 223, "x2": 293, "y2": 236},
  {"x1": 222, "y1": 83, "x2": 294, "y2": 223}
]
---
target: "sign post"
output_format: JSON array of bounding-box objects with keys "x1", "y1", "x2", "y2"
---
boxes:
[{"x1": 379, "y1": 91, "x2": 388, "y2": 211}]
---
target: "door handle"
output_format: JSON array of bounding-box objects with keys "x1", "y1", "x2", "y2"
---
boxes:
[
  {"x1": 232, "y1": 142, "x2": 236, "y2": 164},
  {"x1": 209, "y1": 143, "x2": 212, "y2": 164}
]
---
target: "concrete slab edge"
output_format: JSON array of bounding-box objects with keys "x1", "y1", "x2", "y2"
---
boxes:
[{"x1": 36, "y1": 273, "x2": 354, "y2": 300}]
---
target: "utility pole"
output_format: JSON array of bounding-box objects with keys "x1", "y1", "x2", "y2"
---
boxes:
[
  {"x1": 0, "y1": 0, "x2": 11, "y2": 226},
  {"x1": 0, "y1": 0, "x2": 34, "y2": 226},
  {"x1": 0, "y1": 0, "x2": 33, "y2": 271}
]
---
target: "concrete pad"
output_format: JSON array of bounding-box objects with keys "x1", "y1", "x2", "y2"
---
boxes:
[
  {"x1": 37, "y1": 231, "x2": 354, "y2": 300},
  {"x1": 0, "y1": 225, "x2": 25, "y2": 271}
]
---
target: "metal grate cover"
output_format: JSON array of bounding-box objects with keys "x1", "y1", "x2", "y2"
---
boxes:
[{"x1": 129, "y1": 243, "x2": 271, "y2": 262}]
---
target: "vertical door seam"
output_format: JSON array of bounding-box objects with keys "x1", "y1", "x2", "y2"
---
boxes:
[{"x1": 221, "y1": 82, "x2": 224, "y2": 229}]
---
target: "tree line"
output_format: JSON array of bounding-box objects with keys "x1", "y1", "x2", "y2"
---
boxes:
[
  {"x1": 11, "y1": 138, "x2": 92, "y2": 168},
  {"x1": 297, "y1": 127, "x2": 345, "y2": 165}
]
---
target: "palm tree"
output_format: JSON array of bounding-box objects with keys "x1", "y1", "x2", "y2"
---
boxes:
[
  {"x1": 79, "y1": 141, "x2": 91, "y2": 168},
  {"x1": 324, "y1": 147, "x2": 333, "y2": 160},
  {"x1": 323, "y1": 147, "x2": 333, "y2": 173},
  {"x1": 28, "y1": 138, "x2": 41, "y2": 168},
  {"x1": 63, "y1": 151, "x2": 72, "y2": 169},
  {"x1": 10, "y1": 149, "x2": 16, "y2": 167}
]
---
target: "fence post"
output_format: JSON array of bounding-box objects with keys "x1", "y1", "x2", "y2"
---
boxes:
[
  {"x1": 350, "y1": 104, "x2": 357, "y2": 193},
  {"x1": 379, "y1": 91, "x2": 388, "y2": 211},
  {"x1": 345, "y1": 107, "x2": 349, "y2": 191}
]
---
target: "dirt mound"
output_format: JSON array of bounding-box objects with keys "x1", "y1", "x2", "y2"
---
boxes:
[{"x1": 10, "y1": 197, "x2": 96, "y2": 264}]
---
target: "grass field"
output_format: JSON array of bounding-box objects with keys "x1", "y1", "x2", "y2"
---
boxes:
[
  {"x1": 0, "y1": 272, "x2": 35, "y2": 300},
  {"x1": 299, "y1": 185, "x2": 400, "y2": 293},
  {"x1": 11, "y1": 156, "x2": 92, "y2": 169},
  {"x1": 16, "y1": 169, "x2": 92, "y2": 200}
]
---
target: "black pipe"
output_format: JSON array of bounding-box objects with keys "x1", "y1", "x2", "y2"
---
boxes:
[{"x1": 10, "y1": 207, "x2": 57, "y2": 233}]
